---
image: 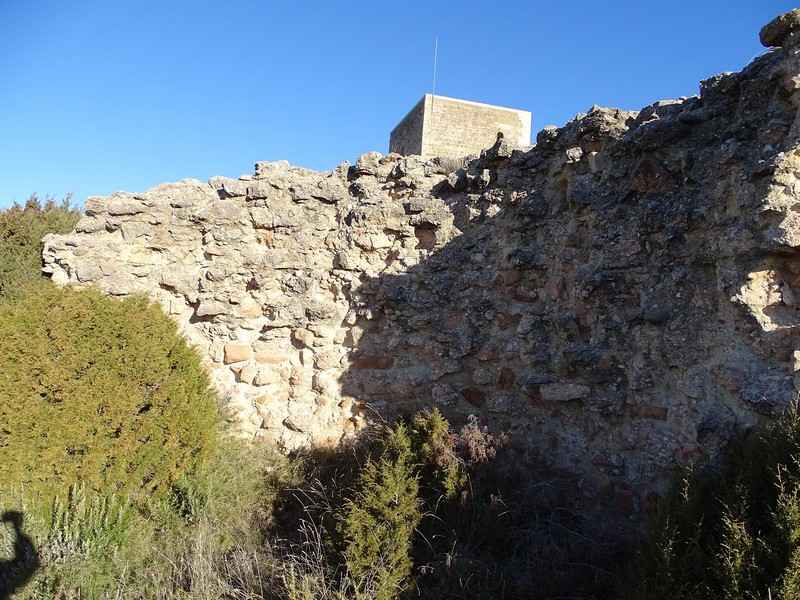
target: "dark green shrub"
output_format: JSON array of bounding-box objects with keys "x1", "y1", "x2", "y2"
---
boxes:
[
  {"x1": 283, "y1": 409, "x2": 621, "y2": 599},
  {"x1": 621, "y1": 406, "x2": 800, "y2": 600},
  {"x1": 0, "y1": 195, "x2": 79, "y2": 303},
  {"x1": 0, "y1": 284, "x2": 217, "y2": 503},
  {"x1": 407, "y1": 409, "x2": 466, "y2": 503},
  {"x1": 335, "y1": 422, "x2": 423, "y2": 600},
  {"x1": 0, "y1": 197, "x2": 309, "y2": 598},
  {"x1": 290, "y1": 409, "x2": 470, "y2": 600}
]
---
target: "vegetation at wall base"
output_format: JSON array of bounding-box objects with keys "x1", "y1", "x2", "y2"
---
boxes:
[
  {"x1": 272, "y1": 409, "x2": 628, "y2": 600},
  {"x1": 621, "y1": 403, "x2": 800, "y2": 600},
  {"x1": 0, "y1": 437, "x2": 301, "y2": 599}
]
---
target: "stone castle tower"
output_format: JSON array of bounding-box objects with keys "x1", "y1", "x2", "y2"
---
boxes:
[{"x1": 389, "y1": 94, "x2": 531, "y2": 159}]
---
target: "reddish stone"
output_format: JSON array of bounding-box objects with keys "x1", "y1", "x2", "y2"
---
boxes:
[
  {"x1": 643, "y1": 490, "x2": 661, "y2": 518},
  {"x1": 409, "y1": 316, "x2": 429, "y2": 330},
  {"x1": 512, "y1": 286, "x2": 538, "y2": 303},
  {"x1": 498, "y1": 368, "x2": 516, "y2": 389},
  {"x1": 614, "y1": 489, "x2": 638, "y2": 515},
  {"x1": 499, "y1": 313, "x2": 523, "y2": 330},
  {"x1": 573, "y1": 301, "x2": 590, "y2": 316},
  {"x1": 460, "y1": 387, "x2": 486, "y2": 407},
  {"x1": 545, "y1": 276, "x2": 565, "y2": 301},
  {"x1": 630, "y1": 405, "x2": 668, "y2": 420},
  {"x1": 444, "y1": 313, "x2": 461, "y2": 328},
  {"x1": 292, "y1": 328, "x2": 314, "y2": 347},
  {"x1": 502, "y1": 269, "x2": 522, "y2": 286},
  {"x1": 476, "y1": 345, "x2": 501, "y2": 361},
  {"x1": 255, "y1": 353, "x2": 289, "y2": 364},
  {"x1": 354, "y1": 355, "x2": 394, "y2": 370}
]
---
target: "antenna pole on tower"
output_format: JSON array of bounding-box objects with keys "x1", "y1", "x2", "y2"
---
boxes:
[
  {"x1": 432, "y1": 36, "x2": 438, "y2": 99},
  {"x1": 429, "y1": 36, "x2": 438, "y2": 155}
]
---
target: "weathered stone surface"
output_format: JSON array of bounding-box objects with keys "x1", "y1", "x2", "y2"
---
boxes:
[
  {"x1": 761, "y1": 9, "x2": 800, "y2": 47},
  {"x1": 41, "y1": 12, "x2": 800, "y2": 509},
  {"x1": 223, "y1": 344, "x2": 251, "y2": 364},
  {"x1": 539, "y1": 383, "x2": 591, "y2": 403}
]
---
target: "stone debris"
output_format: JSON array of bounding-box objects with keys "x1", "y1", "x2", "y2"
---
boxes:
[{"x1": 42, "y1": 11, "x2": 800, "y2": 512}]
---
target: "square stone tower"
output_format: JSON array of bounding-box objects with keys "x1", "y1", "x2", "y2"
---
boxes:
[{"x1": 389, "y1": 94, "x2": 531, "y2": 159}]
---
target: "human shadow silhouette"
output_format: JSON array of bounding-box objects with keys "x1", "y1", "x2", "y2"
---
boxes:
[{"x1": 0, "y1": 511, "x2": 40, "y2": 600}]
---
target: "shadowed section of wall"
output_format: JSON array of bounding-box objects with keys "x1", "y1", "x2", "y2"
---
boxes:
[{"x1": 42, "y1": 14, "x2": 800, "y2": 517}]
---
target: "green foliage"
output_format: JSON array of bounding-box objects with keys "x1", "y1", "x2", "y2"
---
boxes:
[
  {"x1": 296, "y1": 410, "x2": 469, "y2": 600},
  {"x1": 1, "y1": 484, "x2": 138, "y2": 597},
  {"x1": 1, "y1": 436, "x2": 299, "y2": 599},
  {"x1": 0, "y1": 284, "x2": 217, "y2": 504},
  {"x1": 286, "y1": 409, "x2": 622, "y2": 600},
  {"x1": 335, "y1": 422, "x2": 423, "y2": 600},
  {"x1": 44, "y1": 484, "x2": 134, "y2": 562},
  {"x1": 622, "y1": 405, "x2": 800, "y2": 600},
  {"x1": 0, "y1": 194, "x2": 79, "y2": 303},
  {"x1": 407, "y1": 409, "x2": 466, "y2": 503},
  {"x1": 0, "y1": 197, "x2": 313, "y2": 598}
]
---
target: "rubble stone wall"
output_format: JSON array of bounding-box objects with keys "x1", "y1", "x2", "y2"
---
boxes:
[{"x1": 43, "y1": 15, "x2": 800, "y2": 514}]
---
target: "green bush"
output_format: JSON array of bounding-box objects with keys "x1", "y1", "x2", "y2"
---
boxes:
[
  {"x1": 276, "y1": 409, "x2": 627, "y2": 600},
  {"x1": 407, "y1": 409, "x2": 466, "y2": 503},
  {"x1": 335, "y1": 422, "x2": 424, "y2": 600},
  {"x1": 621, "y1": 405, "x2": 800, "y2": 600},
  {"x1": 0, "y1": 436, "x2": 299, "y2": 599},
  {"x1": 276, "y1": 410, "x2": 468, "y2": 600},
  {"x1": 0, "y1": 195, "x2": 79, "y2": 303},
  {"x1": 0, "y1": 284, "x2": 217, "y2": 503},
  {"x1": 0, "y1": 196, "x2": 314, "y2": 598}
]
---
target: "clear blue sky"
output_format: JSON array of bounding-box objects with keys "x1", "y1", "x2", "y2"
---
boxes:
[{"x1": 0, "y1": 1, "x2": 795, "y2": 209}]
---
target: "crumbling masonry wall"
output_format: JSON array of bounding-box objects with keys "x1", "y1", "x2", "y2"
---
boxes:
[{"x1": 43, "y1": 16, "x2": 800, "y2": 515}]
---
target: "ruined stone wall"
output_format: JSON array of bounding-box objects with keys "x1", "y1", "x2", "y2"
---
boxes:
[
  {"x1": 43, "y1": 16, "x2": 800, "y2": 515},
  {"x1": 389, "y1": 94, "x2": 531, "y2": 159}
]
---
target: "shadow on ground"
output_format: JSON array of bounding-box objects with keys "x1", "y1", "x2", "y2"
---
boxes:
[{"x1": 0, "y1": 511, "x2": 39, "y2": 600}]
